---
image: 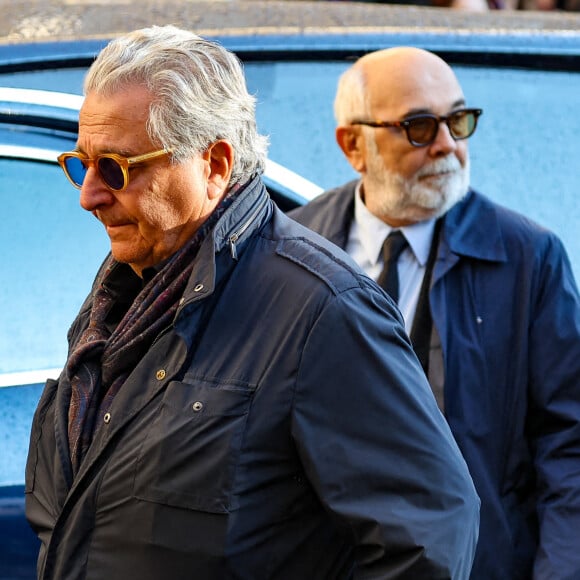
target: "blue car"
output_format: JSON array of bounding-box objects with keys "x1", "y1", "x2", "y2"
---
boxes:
[{"x1": 1, "y1": 5, "x2": 579, "y2": 577}]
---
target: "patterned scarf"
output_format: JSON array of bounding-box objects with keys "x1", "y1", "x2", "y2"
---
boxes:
[{"x1": 67, "y1": 194, "x2": 234, "y2": 476}]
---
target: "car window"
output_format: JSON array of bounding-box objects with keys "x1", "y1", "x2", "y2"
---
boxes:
[{"x1": 0, "y1": 157, "x2": 108, "y2": 377}]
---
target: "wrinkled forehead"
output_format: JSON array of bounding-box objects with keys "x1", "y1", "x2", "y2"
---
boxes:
[
  {"x1": 78, "y1": 86, "x2": 154, "y2": 153},
  {"x1": 363, "y1": 52, "x2": 465, "y2": 117}
]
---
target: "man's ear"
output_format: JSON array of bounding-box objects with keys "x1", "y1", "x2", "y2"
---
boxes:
[
  {"x1": 336, "y1": 126, "x2": 367, "y2": 173},
  {"x1": 204, "y1": 140, "x2": 234, "y2": 200}
]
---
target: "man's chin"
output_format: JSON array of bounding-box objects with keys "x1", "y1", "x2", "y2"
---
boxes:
[
  {"x1": 400, "y1": 206, "x2": 443, "y2": 223},
  {"x1": 411, "y1": 183, "x2": 467, "y2": 219},
  {"x1": 110, "y1": 244, "x2": 136, "y2": 265},
  {"x1": 393, "y1": 192, "x2": 464, "y2": 223}
]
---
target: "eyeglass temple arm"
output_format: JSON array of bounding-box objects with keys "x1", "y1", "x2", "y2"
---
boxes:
[
  {"x1": 350, "y1": 120, "x2": 399, "y2": 128},
  {"x1": 127, "y1": 149, "x2": 171, "y2": 165}
]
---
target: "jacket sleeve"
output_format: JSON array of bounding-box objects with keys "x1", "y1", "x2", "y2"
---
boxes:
[
  {"x1": 528, "y1": 234, "x2": 580, "y2": 579},
  {"x1": 291, "y1": 280, "x2": 480, "y2": 579}
]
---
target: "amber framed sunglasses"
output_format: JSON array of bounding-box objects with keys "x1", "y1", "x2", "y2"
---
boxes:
[{"x1": 57, "y1": 148, "x2": 171, "y2": 192}]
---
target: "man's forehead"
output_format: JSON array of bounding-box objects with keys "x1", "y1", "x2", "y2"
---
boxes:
[
  {"x1": 364, "y1": 59, "x2": 464, "y2": 116},
  {"x1": 78, "y1": 88, "x2": 153, "y2": 154}
]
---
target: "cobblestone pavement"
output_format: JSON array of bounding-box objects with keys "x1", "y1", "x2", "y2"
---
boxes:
[{"x1": 1, "y1": 0, "x2": 579, "y2": 44}]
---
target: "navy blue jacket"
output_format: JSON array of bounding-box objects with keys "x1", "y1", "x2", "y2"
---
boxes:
[
  {"x1": 26, "y1": 177, "x2": 479, "y2": 580},
  {"x1": 290, "y1": 181, "x2": 580, "y2": 580}
]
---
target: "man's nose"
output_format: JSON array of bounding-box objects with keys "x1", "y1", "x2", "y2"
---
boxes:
[
  {"x1": 79, "y1": 167, "x2": 114, "y2": 211},
  {"x1": 428, "y1": 121, "x2": 458, "y2": 155}
]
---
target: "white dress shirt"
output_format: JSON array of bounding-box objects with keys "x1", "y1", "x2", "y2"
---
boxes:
[{"x1": 345, "y1": 185, "x2": 436, "y2": 335}]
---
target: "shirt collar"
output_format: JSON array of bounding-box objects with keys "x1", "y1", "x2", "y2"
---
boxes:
[{"x1": 353, "y1": 182, "x2": 436, "y2": 267}]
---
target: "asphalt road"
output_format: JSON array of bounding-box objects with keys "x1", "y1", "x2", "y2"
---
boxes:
[{"x1": 1, "y1": 0, "x2": 579, "y2": 44}]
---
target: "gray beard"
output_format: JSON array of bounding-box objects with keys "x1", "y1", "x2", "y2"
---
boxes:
[{"x1": 365, "y1": 154, "x2": 470, "y2": 223}]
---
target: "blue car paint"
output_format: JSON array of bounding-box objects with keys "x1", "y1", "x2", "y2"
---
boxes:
[{"x1": 0, "y1": 384, "x2": 43, "y2": 580}]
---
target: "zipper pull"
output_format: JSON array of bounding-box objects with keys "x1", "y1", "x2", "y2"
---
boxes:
[{"x1": 229, "y1": 235, "x2": 238, "y2": 260}]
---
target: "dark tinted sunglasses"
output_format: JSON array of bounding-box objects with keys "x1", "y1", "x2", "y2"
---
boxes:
[
  {"x1": 351, "y1": 108, "x2": 483, "y2": 147},
  {"x1": 57, "y1": 148, "x2": 171, "y2": 192}
]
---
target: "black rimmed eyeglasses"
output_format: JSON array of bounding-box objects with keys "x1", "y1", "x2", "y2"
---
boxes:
[
  {"x1": 351, "y1": 108, "x2": 483, "y2": 147},
  {"x1": 57, "y1": 148, "x2": 171, "y2": 192}
]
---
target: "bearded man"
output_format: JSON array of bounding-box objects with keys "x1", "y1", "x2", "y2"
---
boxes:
[{"x1": 289, "y1": 47, "x2": 580, "y2": 580}]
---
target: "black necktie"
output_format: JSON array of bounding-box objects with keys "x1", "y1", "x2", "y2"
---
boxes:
[
  {"x1": 410, "y1": 218, "x2": 442, "y2": 377},
  {"x1": 377, "y1": 230, "x2": 408, "y2": 303}
]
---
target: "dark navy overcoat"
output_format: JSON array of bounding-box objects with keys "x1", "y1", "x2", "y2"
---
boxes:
[{"x1": 291, "y1": 182, "x2": 580, "y2": 580}]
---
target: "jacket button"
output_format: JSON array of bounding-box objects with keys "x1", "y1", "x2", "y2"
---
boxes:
[
  {"x1": 103, "y1": 413, "x2": 111, "y2": 424},
  {"x1": 156, "y1": 369, "x2": 166, "y2": 380},
  {"x1": 194, "y1": 283, "x2": 204, "y2": 292},
  {"x1": 192, "y1": 401, "x2": 203, "y2": 412}
]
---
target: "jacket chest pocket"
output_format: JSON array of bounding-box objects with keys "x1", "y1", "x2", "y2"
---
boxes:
[{"x1": 133, "y1": 377, "x2": 255, "y2": 513}]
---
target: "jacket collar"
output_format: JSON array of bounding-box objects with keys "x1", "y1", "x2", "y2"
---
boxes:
[
  {"x1": 441, "y1": 189, "x2": 507, "y2": 263},
  {"x1": 180, "y1": 175, "x2": 271, "y2": 305},
  {"x1": 212, "y1": 174, "x2": 270, "y2": 256},
  {"x1": 327, "y1": 181, "x2": 357, "y2": 248}
]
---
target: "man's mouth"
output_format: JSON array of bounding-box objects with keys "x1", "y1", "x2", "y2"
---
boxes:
[
  {"x1": 102, "y1": 221, "x2": 133, "y2": 235},
  {"x1": 420, "y1": 170, "x2": 452, "y2": 179}
]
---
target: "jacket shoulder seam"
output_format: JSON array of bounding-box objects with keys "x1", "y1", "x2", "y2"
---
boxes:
[{"x1": 276, "y1": 236, "x2": 363, "y2": 295}]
